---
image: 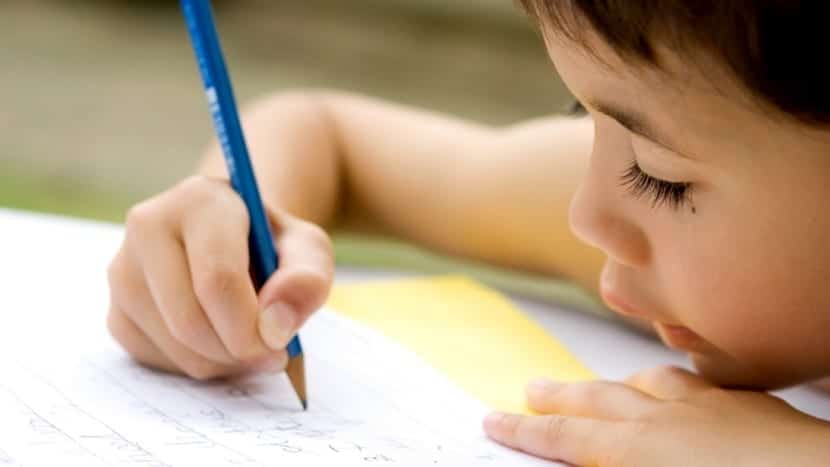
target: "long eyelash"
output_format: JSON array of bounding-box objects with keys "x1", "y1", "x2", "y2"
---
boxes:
[{"x1": 620, "y1": 161, "x2": 692, "y2": 210}]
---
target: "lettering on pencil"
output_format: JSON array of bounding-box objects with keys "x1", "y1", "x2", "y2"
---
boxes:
[{"x1": 205, "y1": 88, "x2": 235, "y2": 179}]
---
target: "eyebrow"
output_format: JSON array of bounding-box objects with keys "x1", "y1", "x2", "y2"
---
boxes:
[{"x1": 586, "y1": 99, "x2": 679, "y2": 152}]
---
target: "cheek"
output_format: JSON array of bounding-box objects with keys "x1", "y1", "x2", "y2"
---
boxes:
[{"x1": 653, "y1": 207, "x2": 830, "y2": 378}]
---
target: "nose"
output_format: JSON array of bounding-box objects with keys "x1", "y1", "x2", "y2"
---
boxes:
[{"x1": 569, "y1": 145, "x2": 651, "y2": 269}]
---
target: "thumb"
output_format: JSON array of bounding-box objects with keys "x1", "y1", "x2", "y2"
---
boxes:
[{"x1": 256, "y1": 208, "x2": 334, "y2": 351}]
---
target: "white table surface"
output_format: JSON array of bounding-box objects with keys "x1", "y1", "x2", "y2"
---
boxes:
[{"x1": 2, "y1": 207, "x2": 829, "y2": 421}]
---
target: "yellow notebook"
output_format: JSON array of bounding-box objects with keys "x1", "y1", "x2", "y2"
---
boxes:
[{"x1": 328, "y1": 276, "x2": 595, "y2": 413}]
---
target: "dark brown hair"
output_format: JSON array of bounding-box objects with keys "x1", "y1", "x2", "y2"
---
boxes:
[{"x1": 517, "y1": 1, "x2": 830, "y2": 125}]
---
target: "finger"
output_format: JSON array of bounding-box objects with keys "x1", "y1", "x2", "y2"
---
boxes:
[
  {"x1": 624, "y1": 366, "x2": 713, "y2": 400},
  {"x1": 107, "y1": 304, "x2": 180, "y2": 374},
  {"x1": 257, "y1": 210, "x2": 334, "y2": 349},
  {"x1": 110, "y1": 303, "x2": 289, "y2": 377},
  {"x1": 125, "y1": 206, "x2": 236, "y2": 364},
  {"x1": 527, "y1": 379, "x2": 658, "y2": 420},
  {"x1": 108, "y1": 307, "x2": 287, "y2": 376},
  {"x1": 180, "y1": 182, "x2": 273, "y2": 361},
  {"x1": 109, "y1": 250, "x2": 265, "y2": 380},
  {"x1": 484, "y1": 412, "x2": 621, "y2": 466}
]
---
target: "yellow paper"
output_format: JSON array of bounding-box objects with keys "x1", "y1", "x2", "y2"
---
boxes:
[{"x1": 328, "y1": 276, "x2": 595, "y2": 413}]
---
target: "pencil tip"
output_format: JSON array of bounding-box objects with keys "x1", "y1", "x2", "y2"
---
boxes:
[{"x1": 285, "y1": 354, "x2": 307, "y2": 411}]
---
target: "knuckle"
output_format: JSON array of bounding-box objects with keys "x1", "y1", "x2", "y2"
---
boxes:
[
  {"x1": 179, "y1": 175, "x2": 241, "y2": 212},
  {"x1": 124, "y1": 301, "x2": 154, "y2": 323},
  {"x1": 125, "y1": 201, "x2": 158, "y2": 233},
  {"x1": 106, "y1": 308, "x2": 129, "y2": 345},
  {"x1": 193, "y1": 260, "x2": 244, "y2": 303},
  {"x1": 543, "y1": 416, "x2": 570, "y2": 445},
  {"x1": 573, "y1": 381, "x2": 606, "y2": 403},
  {"x1": 557, "y1": 381, "x2": 611, "y2": 407},
  {"x1": 106, "y1": 259, "x2": 120, "y2": 289},
  {"x1": 181, "y1": 359, "x2": 226, "y2": 381},
  {"x1": 106, "y1": 259, "x2": 143, "y2": 316},
  {"x1": 500, "y1": 414, "x2": 522, "y2": 440},
  {"x1": 107, "y1": 308, "x2": 150, "y2": 365},
  {"x1": 304, "y1": 222, "x2": 333, "y2": 254},
  {"x1": 534, "y1": 381, "x2": 567, "y2": 403},
  {"x1": 166, "y1": 309, "x2": 208, "y2": 346},
  {"x1": 177, "y1": 175, "x2": 213, "y2": 197},
  {"x1": 308, "y1": 229, "x2": 335, "y2": 274},
  {"x1": 215, "y1": 185, "x2": 246, "y2": 214},
  {"x1": 106, "y1": 254, "x2": 126, "y2": 293}
]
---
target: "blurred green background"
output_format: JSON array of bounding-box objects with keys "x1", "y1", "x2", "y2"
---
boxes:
[
  {"x1": 0, "y1": 1, "x2": 606, "y2": 312},
  {"x1": 0, "y1": 0, "x2": 572, "y2": 222}
]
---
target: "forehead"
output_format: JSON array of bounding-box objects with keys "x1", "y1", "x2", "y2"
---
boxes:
[
  {"x1": 542, "y1": 29, "x2": 778, "y2": 158},
  {"x1": 540, "y1": 17, "x2": 754, "y2": 109}
]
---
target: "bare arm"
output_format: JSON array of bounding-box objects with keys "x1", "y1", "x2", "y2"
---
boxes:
[{"x1": 199, "y1": 90, "x2": 605, "y2": 292}]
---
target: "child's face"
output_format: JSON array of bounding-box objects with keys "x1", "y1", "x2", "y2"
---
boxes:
[{"x1": 546, "y1": 32, "x2": 830, "y2": 388}]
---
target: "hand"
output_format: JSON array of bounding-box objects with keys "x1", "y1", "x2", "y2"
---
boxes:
[
  {"x1": 484, "y1": 366, "x2": 830, "y2": 467},
  {"x1": 106, "y1": 176, "x2": 334, "y2": 380}
]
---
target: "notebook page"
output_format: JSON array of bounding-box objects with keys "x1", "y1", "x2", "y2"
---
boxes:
[{"x1": 0, "y1": 309, "x2": 555, "y2": 467}]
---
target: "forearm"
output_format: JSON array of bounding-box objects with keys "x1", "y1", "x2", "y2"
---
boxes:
[
  {"x1": 321, "y1": 94, "x2": 605, "y2": 291},
  {"x1": 198, "y1": 91, "x2": 343, "y2": 226},
  {"x1": 198, "y1": 89, "x2": 497, "y2": 236},
  {"x1": 198, "y1": 90, "x2": 604, "y2": 291},
  {"x1": 461, "y1": 116, "x2": 604, "y2": 290}
]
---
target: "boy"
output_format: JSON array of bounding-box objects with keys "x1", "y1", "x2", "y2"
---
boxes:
[{"x1": 106, "y1": 1, "x2": 830, "y2": 465}]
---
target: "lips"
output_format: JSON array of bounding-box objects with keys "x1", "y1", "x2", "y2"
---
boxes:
[
  {"x1": 599, "y1": 286, "x2": 646, "y2": 318},
  {"x1": 653, "y1": 322, "x2": 707, "y2": 352},
  {"x1": 600, "y1": 281, "x2": 708, "y2": 352}
]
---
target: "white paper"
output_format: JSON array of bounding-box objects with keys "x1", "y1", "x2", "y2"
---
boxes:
[{"x1": 0, "y1": 307, "x2": 553, "y2": 467}]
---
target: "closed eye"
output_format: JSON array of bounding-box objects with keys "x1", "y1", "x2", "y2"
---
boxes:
[{"x1": 620, "y1": 161, "x2": 691, "y2": 210}]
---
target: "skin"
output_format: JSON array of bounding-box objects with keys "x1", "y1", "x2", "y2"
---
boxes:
[
  {"x1": 547, "y1": 30, "x2": 830, "y2": 389},
  {"x1": 106, "y1": 17, "x2": 830, "y2": 467},
  {"x1": 108, "y1": 92, "x2": 604, "y2": 379},
  {"x1": 484, "y1": 25, "x2": 830, "y2": 467}
]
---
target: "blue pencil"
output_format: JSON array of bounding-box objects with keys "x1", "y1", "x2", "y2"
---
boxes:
[{"x1": 180, "y1": 0, "x2": 307, "y2": 409}]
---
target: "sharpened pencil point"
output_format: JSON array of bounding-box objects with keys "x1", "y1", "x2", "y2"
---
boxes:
[{"x1": 286, "y1": 354, "x2": 307, "y2": 411}]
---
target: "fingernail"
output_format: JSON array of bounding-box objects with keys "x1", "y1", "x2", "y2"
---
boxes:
[
  {"x1": 527, "y1": 378, "x2": 559, "y2": 398},
  {"x1": 259, "y1": 302, "x2": 296, "y2": 351}
]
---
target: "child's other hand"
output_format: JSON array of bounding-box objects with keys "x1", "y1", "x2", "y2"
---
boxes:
[
  {"x1": 106, "y1": 176, "x2": 333, "y2": 380},
  {"x1": 484, "y1": 366, "x2": 830, "y2": 467}
]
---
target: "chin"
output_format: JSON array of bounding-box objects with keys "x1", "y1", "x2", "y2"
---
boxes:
[{"x1": 691, "y1": 353, "x2": 807, "y2": 391}]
